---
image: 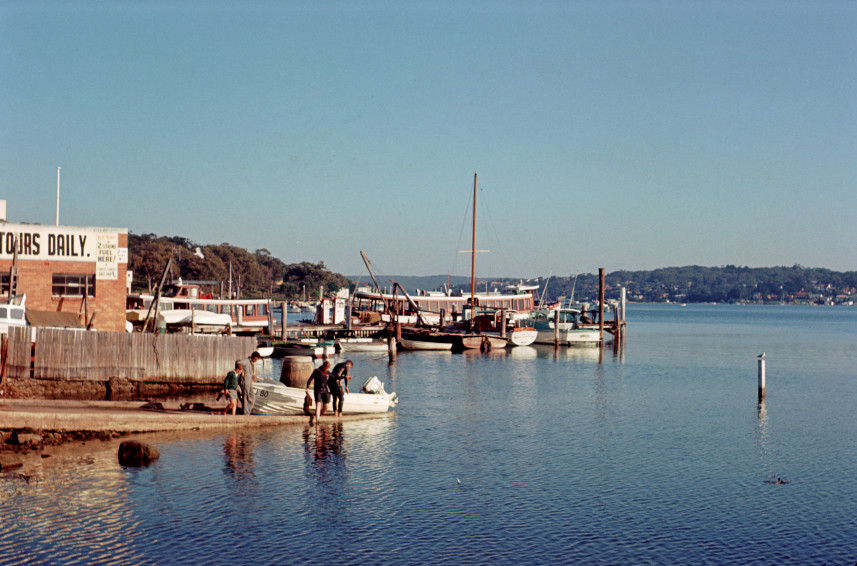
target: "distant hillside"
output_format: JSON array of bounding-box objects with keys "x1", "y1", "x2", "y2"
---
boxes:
[{"x1": 350, "y1": 265, "x2": 857, "y2": 305}]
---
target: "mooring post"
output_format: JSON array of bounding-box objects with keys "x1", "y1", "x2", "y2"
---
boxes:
[
  {"x1": 758, "y1": 354, "x2": 766, "y2": 401},
  {"x1": 553, "y1": 308, "x2": 560, "y2": 348},
  {"x1": 388, "y1": 334, "x2": 397, "y2": 361},
  {"x1": 387, "y1": 323, "x2": 399, "y2": 362},
  {"x1": 599, "y1": 268, "x2": 605, "y2": 344},
  {"x1": 500, "y1": 309, "x2": 506, "y2": 339},
  {"x1": 280, "y1": 301, "x2": 288, "y2": 340}
]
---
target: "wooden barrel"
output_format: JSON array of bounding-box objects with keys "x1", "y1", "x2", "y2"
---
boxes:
[{"x1": 280, "y1": 356, "x2": 314, "y2": 388}]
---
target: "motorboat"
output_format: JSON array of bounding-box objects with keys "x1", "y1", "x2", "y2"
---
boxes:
[
  {"x1": 527, "y1": 307, "x2": 603, "y2": 345},
  {"x1": 252, "y1": 376, "x2": 398, "y2": 415}
]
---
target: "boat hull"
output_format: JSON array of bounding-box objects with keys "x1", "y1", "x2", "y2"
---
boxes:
[
  {"x1": 251, "y1": 379, "x2": 397, "y2": 415},
  {"x1": 532, "y1": 329, "x2": 602, "y2": 345},
  {"x1": 272, "y1": 342, "x2": 336, "y2": 358},
  {"x1": 400, "y1": 338, "x2": 453, "y2": 351},
  {"x1": 508, "y1": 328, "x2": 538, "y2": 346},
  {"x1": 336, "y1": 338, "x2": 389, "y2": 353}
]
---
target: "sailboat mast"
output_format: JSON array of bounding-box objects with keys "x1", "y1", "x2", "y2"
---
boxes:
[{"x1": 471, "y1": 172, "x2": 477, "y2": 303}]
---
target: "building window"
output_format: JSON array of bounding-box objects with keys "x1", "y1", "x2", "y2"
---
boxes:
[
  {"x1": 52, "y1": 274, "x2": 95, "y2": 297},
  {"x1": 0, "y1": 273, "x2": 8, "y2": 295}
]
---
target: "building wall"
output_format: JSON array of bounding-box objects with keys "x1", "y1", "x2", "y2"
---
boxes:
[{"x1": 0, "y1": 224, "x2": 128, "y2": 332}]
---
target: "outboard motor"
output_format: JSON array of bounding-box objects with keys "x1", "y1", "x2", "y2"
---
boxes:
[{"x1": 362, "y1": 376, "x2": 382, "y2": 394}]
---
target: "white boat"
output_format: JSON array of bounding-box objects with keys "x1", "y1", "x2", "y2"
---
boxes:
[
  {"x1": 336, "y1": 337, "x2": 389, "y2": 353},
  {"x1": 158, "y1": 308, "x2": 233, "y2": 329},
  {"x1": 507, "y1": 326, "x2": 539, "y2": 346},
  {"x1": 0, "y1": 295, "x2": 27, "y2": 334},
  {"x1": 127, "y1": 283, "x2": 273, "y2": 334},
  {"x1": 399, "y1": 337, "x2": 453, "y2": 351},
  {"x1": 251, "y1": 376, "x2": 398, "y2": 415},
  {"x1": 527, "y1": 307, "x2": 603, "y2": 345}
]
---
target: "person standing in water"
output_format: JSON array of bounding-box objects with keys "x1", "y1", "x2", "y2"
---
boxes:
[
  {"x1": 328, "y1": 360, "x2": 353, "y2": 417},
  {"x1": 305, "y1": 360, "x2": 331, "y2": 421}
]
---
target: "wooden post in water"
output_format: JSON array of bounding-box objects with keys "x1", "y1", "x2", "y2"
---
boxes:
[
  {"x1": 758, "y1": 354, "x2": 766, "y2": 401},
  {"x1": 598, "y1": 268, "x2": 605, "y2": 344},
  {"x1": 388, "y1": 327, "x2": 397, "y2": 362},
  {"x1": 500, "y1": 309, "x2": 506, "y2": 339},
  {"x1": 554, "y1": 309, "x2": 560, "y2": 348},
  {"x1": 280, "y1": 301, "x2": 288, "y2": 340}
]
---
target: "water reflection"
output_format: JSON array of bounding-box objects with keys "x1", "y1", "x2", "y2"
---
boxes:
[
  {"x1": 222, "y1": 433, "x2": 257, "y2": 493},
  {"x1": 755, "y1": 400, "x2": 774, "y2": 482},
  {"x1": 303, "y1": 423, "x2": 347, "y2": 487}
]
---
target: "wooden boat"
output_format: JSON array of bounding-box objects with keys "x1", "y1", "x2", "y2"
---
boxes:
[
  {"x1": 399, "y1": 327, "x2": 503, "y2": 351},
  {"x1": 272, "y1": 340, "x2": 335, "y2": 358},
  {"x1": 256, "y1": 345, "x2": 275, "y2": 357},
  {"x1": 460, "y1": 309, "x2": 537, "y2": 347},
  {"x1": 251, "y1": 376, "x2": 398, "y2": 415},
  {"x1": 507, "y1": 326, "x2": 539, "y2": 347},
  {"x1": 335, "y1": 337, "x2": 389, "y2": 353},
  {"x1": 399, "y1": 337, "x2": 453, "y2": 351}
]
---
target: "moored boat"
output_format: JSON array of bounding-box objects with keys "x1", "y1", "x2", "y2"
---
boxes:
[
  {"x1": 399, "y1": 337, "x2": 454, "y2": 351},
  {"x1": 127, "y1": 283, "x2": 273, "y2": 334},
  {"x1": 272, "y1": 339, "x2": 336, "y2": 358},
  {"x1": 527, "y1": 307, "x2": 604, "y2": 345},
  {"x1": 335, "y1": 337, "x2": 389, "y2": 353},
  {"x1": 0, "y1": 294, "x2": 27, "y2": 335}
]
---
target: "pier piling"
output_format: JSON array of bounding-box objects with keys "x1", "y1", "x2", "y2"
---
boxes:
[{"x1": 758, "y1": 354, "x2": 766, "y2": 401}]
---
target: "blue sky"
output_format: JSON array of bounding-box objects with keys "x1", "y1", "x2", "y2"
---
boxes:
[{"x1": 3, "y1": 1, "x2": 856, "y2": 278}]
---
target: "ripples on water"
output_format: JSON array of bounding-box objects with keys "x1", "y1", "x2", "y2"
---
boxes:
[{"x1": 2, "y1": 305, "x2": 856, "y2": 564}]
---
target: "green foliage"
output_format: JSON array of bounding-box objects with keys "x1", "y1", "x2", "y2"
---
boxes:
[{"x1": 127, "y1": 233, "x2": 349, "y2": 299}]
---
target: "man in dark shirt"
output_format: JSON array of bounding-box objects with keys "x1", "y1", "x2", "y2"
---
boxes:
[{"x1": 328, "y1": 360, "x2": 353, "y2": 416}]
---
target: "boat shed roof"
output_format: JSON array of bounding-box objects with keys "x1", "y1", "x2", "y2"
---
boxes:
[{"x1": 26, "y1": 310, "x2": 85, "y2": 329}]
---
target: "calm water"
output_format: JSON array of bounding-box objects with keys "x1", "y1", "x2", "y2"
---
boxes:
[{"x1": 2, "y1": 304, "x2": 856, "y2": 565}]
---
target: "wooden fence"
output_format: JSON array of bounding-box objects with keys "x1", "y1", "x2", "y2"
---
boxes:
[{"x1": 2, "y1": 327, "x2": 256, "y2": 384}]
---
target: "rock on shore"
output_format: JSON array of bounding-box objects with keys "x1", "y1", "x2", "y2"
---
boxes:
[{"x1": 118, "y1": 440, "x2": 160, "y2": 467}]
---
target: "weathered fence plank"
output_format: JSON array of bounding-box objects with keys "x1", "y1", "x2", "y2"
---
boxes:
[{"x1": 8, "y1": 328, "x2": 255, "y2": 383}]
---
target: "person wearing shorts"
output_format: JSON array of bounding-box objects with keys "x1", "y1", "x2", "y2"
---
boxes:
[
  {"x1": 305, "y1": 360, "x2": 331, "y2": 420},
  {"x1": 219, "y1": 361, "x2": 242, "y2": 415}
]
